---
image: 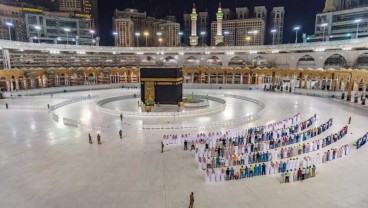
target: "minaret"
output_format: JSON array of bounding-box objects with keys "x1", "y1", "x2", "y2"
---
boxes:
[
  {"x1": 214, "y1": 2, "x2": 224, "y2": 45},
  {"x1": 189, "y1": 3, "x2": 199, "y2": 46}
]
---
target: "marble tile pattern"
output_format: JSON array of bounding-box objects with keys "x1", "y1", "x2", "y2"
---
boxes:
[{"x1": 0, "y1": 89, "x2": 367, "y2": 208}]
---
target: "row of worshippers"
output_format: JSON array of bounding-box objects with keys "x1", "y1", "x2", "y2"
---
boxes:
[
  {"x1": 188, "y1": 114, "x2": 318, "y2": 157},
  {"x1": 198, "y1": 124, "x2": 347, "y2": 171},
  {"x1": 282, "y1": 166, "x2": 316, "y2": 183},
  {"x1": 356, "y1": 132, "x2": 368, "y2": 149},
  {"x1": 278, "y1": 124, "x2": 348, "y2": 160},
  {"x1": 194, "y1": 118, "x2": 333, "y2": 168},
  {"x1": 204, "y1": 144, "x2": 349, "y2": 182},
  {"x1": 163, "y1": 113, "x2": 301, "y2": 145}
]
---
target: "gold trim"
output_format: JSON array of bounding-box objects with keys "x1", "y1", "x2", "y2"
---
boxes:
[{"x1": 141, "y1": 78, "x2": 183, "y2": 82}]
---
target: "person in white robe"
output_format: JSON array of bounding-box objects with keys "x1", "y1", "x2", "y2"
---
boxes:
[
  {"x1": 205, "y1": 169, "x2": 210, "y2": 182},
  {"x1": 220, "y1": 169, "x2": 225, "y2": 181},
  {"x1": 210, "y1": 169, "x2": 216, "y2": 182},
  {"x1": 198, "y1": 157, "x2": 203, "y2": 170},
  {"x1": 215, "y1": 168, "x2": 221, "y2": 182}
]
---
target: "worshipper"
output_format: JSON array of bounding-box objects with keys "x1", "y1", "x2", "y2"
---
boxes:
[
  {"x1": 215, "y1": 168, "x2": 221, "y2": 182},
  {"x1": 205, "y1": 169, "x2": 210, "y2": 182},
  {"x1": 220, "y1": 168, "x2": 225, "y2": 181},
  {"x1": 210, "y1": 169, "x2": 216, "y2": 182},
  {"x1": 285, "y1": 170, "x2": 290, "y2": 183},
  {"x1": 120, "y1": 113, "x2": 123, "y2": 121},
  {"x1": 312, "y1": 165, "x2": 316, "y2": 177},
  {"x1": 47, "y1": 104, "x2": 50, "y2": 109},
  {"x1": 161, "y1": 142, "x2": 164, "y2": 153},
  {"x1": 97, "y1": 134, "x2": 101, "y2": 145},
  {"x1": 189, "y1": 192, "x2": 194, "y2": 208},
  {"x1": 5, "y1": 103, "x2": 8, "y2": 109},
  {"x1": 348, "y1": 116, "x2": 351, "y2": 124},
  {"x1": 226, "y1": 168, "x2": 230, "y2": 180},
  {"x1": 297, "y1": 167, "x2": 303, "y2": 181},
  {"x1": 119, "y1": 129, "x2": 122, "y2": 139},
  {"x1": 184, "y1": 140, "x2": 188, "y2": 151},
  {"x1": 88, "y1": 133, "x2": 92, "y2": 144},
  {"x1": 230, "y1": 167, "x2": 235, "y2": 180},
  {"x1": 293, "y1": 170, "x2": 297, "y2": 182}
]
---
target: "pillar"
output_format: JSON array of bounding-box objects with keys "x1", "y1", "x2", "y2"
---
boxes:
[
  {"x1": 347, "y1": 81, "x2": 354, "y2": 101},
  {"x1": 15, "y1": 79, "x2": 20, "y2": 91}
]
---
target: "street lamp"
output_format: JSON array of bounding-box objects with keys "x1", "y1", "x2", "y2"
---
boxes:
[
  {"x1": 200, "y1": 31, "x2": 206, "y2": 46},
  {"x1": 113, "y1": 31, "x2": 118, "y2": 46},
  {"x1": 178, "y1": 31, "x2": 183, "y2": 45},
  {"x1": 34, "y1": 25, "x2": 41, "y2": 43},
  {"x1": 144, "y1": 31, "x2": 149, "y2": 47},
  {"x1": 89, "y1": 29, "x2": 95, "y2": 45},
  {"x1": 271, "y1": 29, "x2": 277, "y2": 45},
  {"x1": 64, "y1": 28, "x2": 71, "y2": 45},
  {"x1": 156, "y1": 32, "x2": 162, "y2": 47},
  {"x1": 5, "y1": 22, "x2": 13, "y2": 41},
  {"x1": 135, "y1": 32, "x2": 140, "y2": 47},
  {"x1": 346, "y1": 33, "x2": 352, "y2": 39},
  {"x1": 245, "y1": 36, "x2": 251, "y2": 45},
  {"x1": 321, "y1": 23, "x2": 328, "y2": 41},
  {"x1": 159, "y1": 38, "x2": 163, "y2": 47},
  {"x1": 354, "y1": 19, "x2": 362, "y2": 39},
  {"x1": 294, "y1": 26, "x2": 300, "y2": 43}
]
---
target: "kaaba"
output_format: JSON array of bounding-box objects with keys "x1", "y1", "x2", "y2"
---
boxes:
[{"x1": 140, "y1": 68, "x2": 183, "y2": 105}]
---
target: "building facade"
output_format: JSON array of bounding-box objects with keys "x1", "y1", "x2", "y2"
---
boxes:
[
  {"x1": 270, "y1": 7, "x2": 285, "y2": 45},
  {"x1": 25, "y1": 13, "x2": 93, "y2": 45},
  {"x1": 211, "y1": 19, "x2": 265, "y2": 46},
  {"x1": 59, "y1": 0, "x2": 82, "y2": 12},
  {"x1": 0, "y1": 2, "x2": 27, "y2": 42},
  {"x1": 311, "y1": 5, "x2": 368, "y2": 42},
  {"x1": 159, "y1": 22, "x2": 180, "y2": 47},
  {"x1": 113, "y1": 18, "x2": 133, "y2": 47}
]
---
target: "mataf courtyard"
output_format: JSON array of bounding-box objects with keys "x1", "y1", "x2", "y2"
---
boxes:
[{"x1": 0, "y1": 87, "x2": 367, "y2": 208}]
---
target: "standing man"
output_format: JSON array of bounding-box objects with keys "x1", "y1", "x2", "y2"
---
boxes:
[
  {"x1": 348, "y1": 116, "x2": 351, "y2": 125},
  {"x1": 88, "y1": 133, "x2": 92, "y2": 144},
  {"x1": 189, "y1": 192, "x2": 194, "y2": 208},
  {"x1": 161, "y1": 141, "x2": 164, "y2": 153},
  {"x1": 97, "y1": 134, "x2": 101, "y2": 145},
  {"x1": 184, "y1": 140, "x2": 188, "y2": 150},
  {"x1": 5, "y1": 103, "x2": 8, "y2": 109},
  {"x1": 119, "y1": 129, "x2": 123, "y2": 139},
  {"x1": 120, "y1": 113, "x2": 123, "y2": 121},
  {"x1": 47, "y1": 104, "x2": 50, "y2": 109}
]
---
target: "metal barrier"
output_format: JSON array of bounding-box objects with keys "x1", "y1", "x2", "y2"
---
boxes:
[
  {"x1": 96, "y1": 94, "x2": 226, "y2": 117},
  {"x1": 63, "y1": 117, "x2": 79, "y2": 127},
  {"x1": 53, "y1": 112, "x2": 59, "y2": 122},
  {"x1": 142, "y1": 94, "x2": 266, "y2": 130}
]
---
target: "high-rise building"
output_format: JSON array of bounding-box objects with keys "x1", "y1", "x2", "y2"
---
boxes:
[
  {"x1": 270, "y1": 7, "x2": 284, "y2": 45},
  {"x1": 159, "y1": 22, "x2": 180, "y2": 47},
  {"x1": 0, "y1": 1, "x2": 28, "y2": 42},
  {"x1": 113, "y1": 18, "x2": 133, "y2": 47},
  {"x1": 114, "y1": 9, "x2": 147, "y2": 47},
  {"x1": 198, "y1": 11, "x2": 209, "y2": 45},
  {"x1": 183, "y1": 13, "x2": 191, "y2": 45},
  {"x1": 236, "y1": 7, "x2": 249, "y2": 19},
  {"x1": 254, "y1": 6, "x2": 267, "y2": 21},
  {"x1": 58, "y1": 0, "x2": 98, "y2": 34},
  {"x1": 25, "y1": 12, "x2": 93, "y2": 45},
  {"x1": 211, "y1": 18, "x2": 265, "y2": 46},
  {"x1": 310, "y1": 5, "x2": 368, "y2": 41},
  {"x1": 81, "y1": 0, "x2": 98, "y2": 34},
  {"x1": 59, "y1": 0, "x2": 81, "y2": 12}
]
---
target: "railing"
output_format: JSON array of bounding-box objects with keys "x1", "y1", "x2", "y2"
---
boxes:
[
  {"x1": 96, "y1": 94, "x2": 226, "y2": 117},
  {"x1": 142, "y1": 94, "x2": 265, "y2": 130},
  {"x1": 0, "y1": 104, "x2": 47, "y2": 110},
  {"x1": 1, "y1": 37, "x2": 368, "y2": 53}
]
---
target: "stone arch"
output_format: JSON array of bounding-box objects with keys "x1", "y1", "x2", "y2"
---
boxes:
[
  {"x1": 141, "y1": 56, "x2": 157, "y2": 66},
  {"x1": 324, "y1": 54, "x2": 347, "y2": 69},
  {"x1": 206, "y1": 56, "x2": 222, "y2": 67},
  {"x1": 297, "y1": 55, "x2": 316, "y2": 69},
  {"x1": 228, "y1": 56, "x2": 245, "y2": 67},
  {"x1": 251, "y1": 56, "x2": 268, "y2": 67},
  {"x1": 163, "y1": 56, "x2": 177, "y2": 66},
  {"x1": 184, "y1": 56, "x2": 200, "y2": 66},
  {"x1": 354, "y1": 53, "x2": 368, "y2": 69}
]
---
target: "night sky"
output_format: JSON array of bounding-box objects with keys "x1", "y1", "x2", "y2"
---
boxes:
[{"x1": 98, "y1": 0, "x2": 325, "y2": 46}]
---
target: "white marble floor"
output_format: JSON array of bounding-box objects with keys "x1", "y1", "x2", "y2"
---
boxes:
[{"x1": 0, "y1": 89, "x2": 368, "y2": 208}]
